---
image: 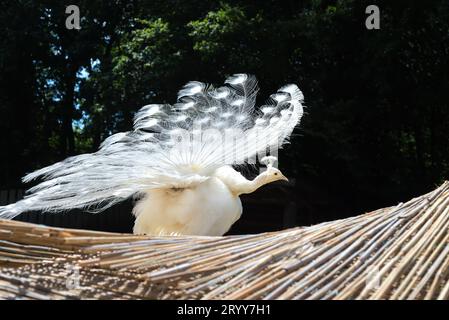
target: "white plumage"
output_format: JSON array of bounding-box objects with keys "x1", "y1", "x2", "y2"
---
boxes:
[{"x1": 0, "y1": 74, "x2": 305, "y2": 236}]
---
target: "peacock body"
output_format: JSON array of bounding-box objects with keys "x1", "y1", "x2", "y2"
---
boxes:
[{"x1": 0, "y1": 74, "x2": 305, "y2": 236}]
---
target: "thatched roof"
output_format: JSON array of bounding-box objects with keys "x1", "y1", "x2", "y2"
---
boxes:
[{"x1": 0, "y1": 182, "x2": 448, "y2": 300}]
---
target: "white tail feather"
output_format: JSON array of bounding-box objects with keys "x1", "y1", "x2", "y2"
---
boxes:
[{"x1": 0, "y1": 74, "x2": 304, "y2": 219}]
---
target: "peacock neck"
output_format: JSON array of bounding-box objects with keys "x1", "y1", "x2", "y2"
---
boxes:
[
  {"x1": 213, "y1": 166, "x2": 269, "y2": 197},
  {"x1": 235, "y1": 173, "x2": 267, "y2": 196}
]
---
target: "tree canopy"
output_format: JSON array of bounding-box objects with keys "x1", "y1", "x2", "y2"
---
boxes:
[{"x1": 1, "y1": 0, "x2": 448, "y2": 221}]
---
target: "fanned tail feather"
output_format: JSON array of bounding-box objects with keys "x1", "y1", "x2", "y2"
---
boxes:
[{"x1": 0, "y1": 73, "x2": 304, "y2": 219}]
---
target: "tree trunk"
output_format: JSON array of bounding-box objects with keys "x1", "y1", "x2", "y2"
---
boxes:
[{"x1": 61, "y1": 70, "x2": 77, "y2": 156}]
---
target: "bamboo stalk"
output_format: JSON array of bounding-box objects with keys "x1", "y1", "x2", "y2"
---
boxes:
[{"x1": 0, "y1": 182, "x2": 448, "y2": 300}]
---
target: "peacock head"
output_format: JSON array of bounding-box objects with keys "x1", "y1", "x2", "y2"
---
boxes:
[{"x1": 260, "y1": 156, "x2": 289, "y2": 183}]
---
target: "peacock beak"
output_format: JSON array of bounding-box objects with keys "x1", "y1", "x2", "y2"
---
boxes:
[{"x1": 280, "y1": 174, "x2": 289, "y2": 182}]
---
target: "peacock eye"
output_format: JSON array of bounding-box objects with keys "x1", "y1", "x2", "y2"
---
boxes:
[{"x1": 274, "y1": 173, "x2": 278, "y2": 176}]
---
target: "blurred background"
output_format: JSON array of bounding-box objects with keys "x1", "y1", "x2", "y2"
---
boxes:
[{"x1": 1, "y1": 0, "x2": 448, "y2": 234}]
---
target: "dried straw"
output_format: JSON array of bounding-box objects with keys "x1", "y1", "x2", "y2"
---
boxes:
[{"x1": 0, "y1": 182, "x2": 448, "y2": 300}]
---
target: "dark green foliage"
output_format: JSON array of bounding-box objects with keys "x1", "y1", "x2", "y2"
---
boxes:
[{"x1": 1, "y1": 0, "x2": 448, "y2": 221}]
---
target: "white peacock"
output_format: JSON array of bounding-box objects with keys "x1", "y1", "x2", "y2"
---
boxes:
[{"x1": 0, "y1": 74, "x2": 305, "y2": 236}]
